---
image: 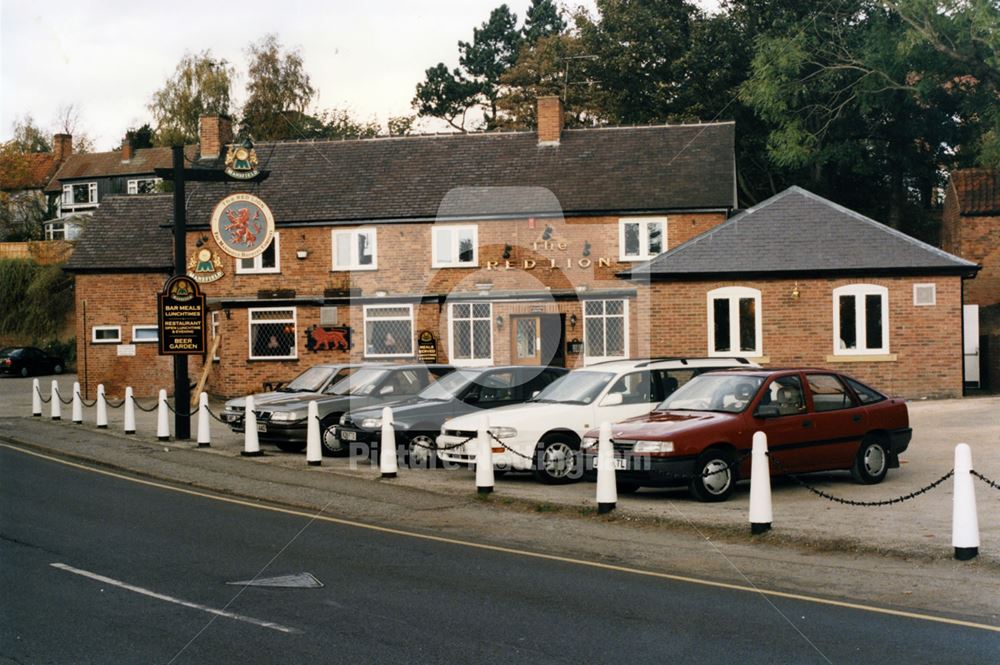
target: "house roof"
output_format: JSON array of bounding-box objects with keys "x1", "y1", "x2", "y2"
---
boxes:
[
  {"x1": 950, "y1": 168, "x2": 1000, "y2": 216},
  {"x1": 625, "y1": 186, "x2": 979, "y2": 280},
  {"x1": 175, "y1": 122, "x2": 736, "y2": 225},
  {"x1": 64, "y1": 195, "x2": 173, "y2": 273},
  {"x1": 1, "y1": 152, "x2": 61, "y2": 191},
  {"x1": 44, "y1": 146, "x2": 197, "y2": 193}
]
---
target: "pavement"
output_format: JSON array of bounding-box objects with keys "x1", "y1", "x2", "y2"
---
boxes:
[{"x1": 4, "y1": 374, "x2": 999, "y2": 568}]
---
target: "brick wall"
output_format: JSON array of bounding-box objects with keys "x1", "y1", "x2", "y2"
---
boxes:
[
  {"x1": 941, "y1": 184, "x2": 1000, "y2": 311},
  {"x1": 639, "y1": 276, "x2": 964, "y2": 399}
]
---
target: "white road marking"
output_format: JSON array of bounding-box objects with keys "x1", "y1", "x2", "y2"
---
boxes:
[{"x1": 50, "y1": 563, "x2": 299, "y2": 634}]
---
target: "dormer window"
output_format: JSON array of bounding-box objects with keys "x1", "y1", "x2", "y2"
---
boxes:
[
  {"x1": 62, "y1": 182, "x2": 97, "y2": 207},
  {"x1": 127, "y1": 178, "x2": 161, "y2": 195}
]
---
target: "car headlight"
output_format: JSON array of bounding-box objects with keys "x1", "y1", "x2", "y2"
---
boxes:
[
  {"x1": 270, "y1": 410, "x2": 303, "y2": 422},
  {"x1": 361, "y1": 418, "x2": 382, "y2": 429},
  {"x1": 633, "y1": 440, "x2": 674, "y2": 454},
  {"x1": 581, "y1": 436, "x2": 599, "y2": 449},
  {"x1": 489, "y1": 426, "x2": 517, "y2": 439}
]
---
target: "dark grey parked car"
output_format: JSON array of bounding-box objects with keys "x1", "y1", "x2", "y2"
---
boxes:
[
  {"x1": 222, "y1": 364, "x2": 359, "y2": 430},
  {"x1": 337, "y1": 365, "x2": 567, "y2": 466},
  {"x1": 244, "y1": 364, "x2": 455, "y2": 454}
]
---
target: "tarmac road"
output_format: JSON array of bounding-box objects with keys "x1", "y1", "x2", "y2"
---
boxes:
[{"x1": 2, "y1": 445, "x2": 998, "y2": 665}]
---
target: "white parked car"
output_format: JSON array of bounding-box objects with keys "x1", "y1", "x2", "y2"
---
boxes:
[{"x1": 437, "y1": 357, "x2": 759, "y2": 483}]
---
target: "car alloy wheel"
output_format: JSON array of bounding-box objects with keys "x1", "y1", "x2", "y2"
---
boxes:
[
  {"x1": 321, "y1": 421, "x2": 348, "y2": 457},
  {"x1": 53, "y1": 364, "x2": 63, "y2": 375},
  {"x1": 407, "y1": 434, "x2": 435, "y2": 468},
  {"x1": 689, "y1": 449, "x2": 736, "y2": 502},
  {"x1": 851, "y1": 436, "x2": 889, "y2": 484},
  {"x1": 533, "y1": 437, "x2": 580, "y2": 485},
  {"x1": 20, "y1": 367, "x2": 28, "y2": 377}
]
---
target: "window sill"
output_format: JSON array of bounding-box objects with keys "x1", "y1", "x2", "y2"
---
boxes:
[
  {"x1": 432, "y1": 263, "x2": 479, "y2": 269},
  {"x1": 331, "y1": 266, "x2": 377, "y2": 272},
  {"x1": 825, "y1": 353, "x2": 898, "y2": 363},
  {"x1": 247, "y1": 357, "x2": 298, "y2": 362}
]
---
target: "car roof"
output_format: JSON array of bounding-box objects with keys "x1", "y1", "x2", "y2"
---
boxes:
[{"x1": 577, "y1": 357, "x2": 759, "y2": 373}]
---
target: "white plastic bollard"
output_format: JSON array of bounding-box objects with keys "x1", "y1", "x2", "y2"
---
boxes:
[
  {"x1": 96, "y1": 384, "x2": 108, "y2": 429},
  {"x1": 50, "y1": 380, "x2": 61, "y2": 420},
  {"x1": 306, "y1": 400, "x2": 321, "y2": 466},
  {"x1": 380, "y1": 406, "x2": 398, "y2": 478},
  {"x1": 749, "y1": 431, "x2": 773, "y2": 535},
  {"x1": 596, "y1": 421, "x2": 617, "y2": 514},
  {"x1": 476, "y1": 414, "x2": 494, "y2": 494},
  {"x1": 196, "y1": 392, "x2": 211, "y2": 447},
  {"x1": 72, "y1": 381, "x2": 83, "y2": 424},
  {"x1": 952, "y1": 443, "x2": 980, "y2": 561},
  {"x1": 242, "y1": 396, "x2": 262, "y2": 456},
  {"x1": 124, "y1": 387, "x2": 136, "y2": 434},
  {"x1": 156, "y1": 389, "x2": 170, "y2": 441},
  {"x1": 31, "y1": 378, "x2": 41, "y2": 416}
]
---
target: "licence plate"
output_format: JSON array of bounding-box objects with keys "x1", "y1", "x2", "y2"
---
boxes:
[
  {"x1": 613, "y1": 458, "x2": 627, "y2": 471},
  {"x1": 340, "y1": 429, "x2": 357, "y2": 441},
  {"x1": 257, "y1": 423, "x2": 267, "y2": 433}
]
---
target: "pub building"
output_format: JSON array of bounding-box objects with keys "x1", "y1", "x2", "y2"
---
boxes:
[{"x1": 64, "y1": 97, "x2": 978, "y2": 400}]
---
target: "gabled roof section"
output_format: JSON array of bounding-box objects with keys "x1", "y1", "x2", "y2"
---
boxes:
[
  {"x1": 176, "y1": 122, "x2": 736, "y2": 225},
  {"x1": 950, "y1": 168, "x2": 1000, "y2": 216},
  {"x1": 64, "y1": 195, "x2": 173, "y2": 273},
  {"x1": 625, "y1": 186, "x2": 979, "y2": 279},
  {"x1": 1, "y1": 152, "x2": 61, "y2": 191},
  {"x1": 44, "y1": 146, "x2": 197, "y2": 193}
]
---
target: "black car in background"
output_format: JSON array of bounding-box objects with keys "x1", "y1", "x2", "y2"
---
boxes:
[
  {"x1": 337, "y1": 365, "x2": 567, "y2": 466},
  {"x1": 0, "y1": 347, "x2": 65, "y2": 377}
]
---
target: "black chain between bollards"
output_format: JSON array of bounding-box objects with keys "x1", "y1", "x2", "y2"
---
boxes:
[
  {"x1": 105, "y1": 397, "x2": 126, "y2": 409},
  {"x1": 408, "y1": 434, "x2": 475, "y2": 451},
  {"x1": 52, "y1": 387, "x2": 74, "y2": 405},
  {"x1": 971, "y1": 470, "x2": 1000, "y2": 492},
  {"x1": 34, "y1": 386, "x2": 52, "y2": 404},
  {"x1": 204, "y1": 406, "x2": 233, "y2": 425},
  {"x1": 79, "y1": 396, "x2": 98, "y2": 408},
  {"x1": 488, "y1": 432, "x2": 535, "y2": 461},
  {"x1": 768, "y1": 453, "x2": 954, "y2": 506},
  {"x1": 164, "y1": 401, "x2": 199, "y2": 418},
  {"x1": 132, "y1": 399, "x2": 159, "y2": 413}
]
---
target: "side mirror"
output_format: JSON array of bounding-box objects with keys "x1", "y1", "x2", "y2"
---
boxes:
[
  {"x1": 755, "y1": 404, "x2": 780, "y2": 418},
  {"x1": 463, "y1": 392, "x2": 480, "y2": 404},
  {"x1": 600, "y1": 392, "x2": 624, "y2": 407},
  {"x1": 379, "y1": 385, "x2": 395, "y2": 396},
  {"x1": 531, "y1": 390, "x2": 540, "y2": 399}
]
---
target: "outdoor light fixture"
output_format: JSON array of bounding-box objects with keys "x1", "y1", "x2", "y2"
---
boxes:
[
  {"x1": 569, "y1": 314, "x2": 578, "y2": 330},
  {"x1": 224, "y1": 309, "x2": 232, "y2": 320},
  {"x1": 495, "y1": 314, "x2": 504, "y2": 329},
  {"x1": 296, "y1": 249, "x2": 308, "y2": 259},
  {"x1": 791, "y1": 282, "x2": 801, "y2": 299}
]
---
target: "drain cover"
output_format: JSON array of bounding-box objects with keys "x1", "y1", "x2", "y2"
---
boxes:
[{"x1": 226, "y1": 573, "x2": 324, "y2": 588}]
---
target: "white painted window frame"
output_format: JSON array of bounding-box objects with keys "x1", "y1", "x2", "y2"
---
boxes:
[
  {"x1": 62, "y1": 182, "x2": 98, "y2": 208},
  {"x1": 583, "y1": 299, "x2": 629, "y2": 365},
  {"x1": 618, "y1": 217, "x2": 667, "y2": 262},
  {"x1": 448, "y1": 302, "x2": 493, "y2": 366},
  {"x1": 127, "y1": 177, "x2": 162, "y2": 195},
  {"x1": 833, "y1": 284, "x2": 890, "y2": 355},
  {"x1": 91, "y1": 325, "x2": 122, "y2": 344},
  {"x1": 236, "y1": 232, "x2": 281, "y2": 274},
  {"x1": 331, "y1": 227, "x2": 378, "y2": 271},
  {"x1": 132, "y1": 325, "x2": 159, "y2": 343},
  {"x1": 706, "y1": 286, "x2": 763, "y2": 358},
  {"x1": 363, "y1": 304, "x2": 414, "y2": 358},
  {"x1": 247, "y1": 307, "x2": 298, "y2": 360},
  {"x1": 432, "y1": 225, "x2": 479, "y2": 268}
]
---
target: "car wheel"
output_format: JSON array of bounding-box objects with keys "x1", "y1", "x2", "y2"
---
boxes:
[
  {"x1": 407, "y1": 434, "x2": 437, "y2": 469},
  {"x1": 275, "y1": 440, "x2": 306, "y2": 453},
  {"x1": 532, "y1": 436, "x2": 581, "y2": 485},
  {"x1": 53, "y1": 364, "x2": 63, "y2": 375},
  {"x1": 20, "y1": 367, "x2": 29, "y2": 378},
  {"x1": 689, "y1": 448, "x2": 737, "y2": 502},
  {"x1": 851, "y1": 436, "x2": 889, "y2": 485},
  {"x1": 320, "y1": 418, "x2": 349, "y2": 457}
]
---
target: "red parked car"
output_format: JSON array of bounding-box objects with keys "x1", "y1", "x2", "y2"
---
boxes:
[{"x1": 581, "y1": 369, "x2": 911, "y2": 502}]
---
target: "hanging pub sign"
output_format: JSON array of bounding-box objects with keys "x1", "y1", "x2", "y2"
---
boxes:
[
  {"x1": 210, "y1": 193, "x2": 275, "y2": 260},
  {"x1": 224, "y1": 138, "x2": 261, "y2": 180},
  {"x1": 417, "y1": 330, "x2": 438, "y2": 363},
  {"x1": 186, "y1": 248, "x2": 224, "y2": 283},
  {"x1": 157, "y1": 275, "x2": 207, "y2": 355}
]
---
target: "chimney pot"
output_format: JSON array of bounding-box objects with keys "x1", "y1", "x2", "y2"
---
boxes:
[
  {"x1": 537, "y1": 96, "x2": 564, "y2": 145},
  {"x1": 199, "y1": 115, "x2": 234, "y2": 159},
  {"x1": 121, "y1": 136, "x2": 134, "y2": 162}
]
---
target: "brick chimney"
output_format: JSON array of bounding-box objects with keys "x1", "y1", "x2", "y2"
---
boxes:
[
  {"x1": 53, "y1": 134, "x2": 73, "y2": 162},
  {"x1": 199, "y1": 115, "x2": 234, "y2": 160},
  {"x1": 121, "y1": 135, "x2": 134, "y2": 162},
  {"x1": 537, "y1": 96, "x2": 564, "y2": 145}
]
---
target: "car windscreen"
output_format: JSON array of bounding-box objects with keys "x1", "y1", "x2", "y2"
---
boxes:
[
  {"x1": 283, "y1": 366, "x2": 337, "y2": 393},
  {"x1": 328, "y1": 368, "x2": 388, "y2": 396},
  {"x1": 532, "y1": 371, "x2": 616, "y2": 404},
  {"x1": 418, "y1": 369, "x2": 481, "y2": 400},
  {"x1": 0, "y1": 348, "x2": 15, "y2": 357},
  {"x1": 657, "y1": 374, "x2": 764, "y2": 413}
]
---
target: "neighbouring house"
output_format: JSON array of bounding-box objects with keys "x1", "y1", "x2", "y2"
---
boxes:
[
  {"x1": 64, "y1": 100, "x2": 977, "y2": 400},
  {"x1": 941, "y1": 168, "x2": 1000, "y2": 390},
  {"x1": 0, "y1": 134, "x2": 71, "y2": 241}
]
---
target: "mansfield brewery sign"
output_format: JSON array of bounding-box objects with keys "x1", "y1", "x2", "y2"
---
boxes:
[{"x1": 157, "y1": 275, "x2": 206, "y2": 355}]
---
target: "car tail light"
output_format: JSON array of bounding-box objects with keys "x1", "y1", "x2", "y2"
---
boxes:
[{"x1": 1, "y1": 359, "x2": 10, "y2": 366}]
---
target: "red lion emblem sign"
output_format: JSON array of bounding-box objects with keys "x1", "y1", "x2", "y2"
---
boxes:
[{"x1": 210, "y1": 193, "x2": 275, "y2": 259}]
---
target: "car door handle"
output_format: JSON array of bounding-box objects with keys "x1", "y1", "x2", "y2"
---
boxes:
[{"x1": 802, "y1": 420, "x2": 813, "y2": 428}]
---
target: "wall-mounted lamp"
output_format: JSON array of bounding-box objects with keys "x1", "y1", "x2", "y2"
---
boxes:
[
  {"x1": 296, "y1": 249, "x2": 309, "y2": 260},
  {"x1": 791, "y1": 282, "x2": 800, "y2": 299},
  {"x1": 495, "y1": 314, "x2": 504, "y2": 329},
  {"x1": 224, "y1": 309, "x2": 232, "y2": 320},
  {"x1": 375, "y1": 290, "x2": 388, "y2": 297},
  {"x1": 569, "y1": 313, "x2": 578, "y2": 330}
]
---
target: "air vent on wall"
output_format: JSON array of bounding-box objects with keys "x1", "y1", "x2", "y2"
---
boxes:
[
  {"x1": 913, "y1": 284, "x2": 936, "y2": 306},
  {"x1": 320, "y1": 307, "x2": 338, "y2": 325}
]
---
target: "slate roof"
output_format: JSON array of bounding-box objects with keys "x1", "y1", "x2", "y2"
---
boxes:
[
  {"x1": 950, "y1": 169, "x2": 1000, "y2": 216},
  {"x1": 625, "y1": 186, "x2": 979, "y2": 279},
  {"x1": 44, "y1": 146, "x2": 196, "y2": 193},
  {"x1": 64, "y1": 195, "x2": 173, "y2": 273}
]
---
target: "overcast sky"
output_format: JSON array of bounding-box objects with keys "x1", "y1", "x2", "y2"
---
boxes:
[{"x1": 1, "y1": 0, "x2": 719, "y2": 151}]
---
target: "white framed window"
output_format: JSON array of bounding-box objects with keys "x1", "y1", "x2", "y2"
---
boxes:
[
  {"x1": 833, "y1": 284, "x2": 889, "y2": 355},
  {"x1": 62, "y1": 182, "x2": 98, "y2": 207},
  {"x1": 45, "y1": 222, "x2": 65, "y2": 240},
  {"x1": 619, "y1": 217, "x2": 666, "y2": 261},
  {"x1": 132, "y1": 325, "x2": 158, "y2": 343},
  {"x1": 432, "y1": 225, "x2": 478, "y2": 268},
  {"x1": 211, "y1": 310, "x2": 221, "y2": 361},
  {"x1": 913, "y1": 283, "x2": 936, "y2": 306},
  {"x1": 448, "y1": 302, "x2": 492, "y2": 366},
  {"x1": 92, "y1": 325, "x2": 121, "y2": 343},
  {"x1": 332, "y1": 228, "x2": 377, "y2": 271},
  {"x1": 236, "y1": 232, "x2": 280, "y2": 274},
  {"x1": 127, "y1": 177, "x2": 162, "y2": 195},
  {"x1": 364, "y1": 304, "x2": 414, "y2": 358},
  {"x1": 248, "y1": 308, "x2": 297, "y2": 360},
  {"x1": 707, "y1": 287, "x2": 762, "y2": 357},
  {"x1": 583, "y1": 299, "x2": 628, "y2": 364}
]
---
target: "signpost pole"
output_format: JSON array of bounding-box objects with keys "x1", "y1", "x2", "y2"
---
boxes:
[{"x1": 172, "y1": 146, "x2": 191, "y2": 440}]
